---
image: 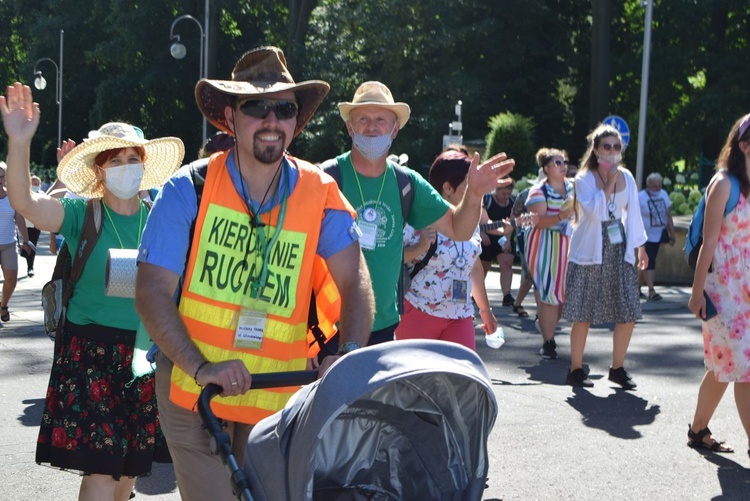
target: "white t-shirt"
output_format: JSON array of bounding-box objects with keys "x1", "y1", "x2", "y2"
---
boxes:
[
  {"x1": 403, "y1": 224, "x2": 481, "y2": 319},
  {"x1": 0, "y1": 196, "x2": 18, "y2": 245},
  {"x1": 638, "y1": 189, "x2": 671, "y2": 242}
]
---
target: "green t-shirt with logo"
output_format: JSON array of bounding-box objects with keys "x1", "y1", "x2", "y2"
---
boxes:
[
  {"x1": 336, "y1": 152, "x2": 450, "y2": 330},
  {"x1": 60, "y1": 198, "x2": 147, "y2": 331}
]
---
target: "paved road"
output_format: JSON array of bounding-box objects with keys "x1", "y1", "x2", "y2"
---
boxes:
[{"x1": 1, "y1": 235, "x2": 749, "y2": 500}]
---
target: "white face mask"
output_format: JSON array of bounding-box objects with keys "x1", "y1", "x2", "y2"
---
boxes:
[
  {"x1": 352, "y1": 123, "x2": 397, "y2": 160},
  {"x1": 103, "y1": 163, "x2": 144, "y2": 200},
  {"x1": 31, "y1": 186, "x2": 41, "y2": 193},
  {"x1": 597, "y1": 154, "x2": 621, "y2": 170}
]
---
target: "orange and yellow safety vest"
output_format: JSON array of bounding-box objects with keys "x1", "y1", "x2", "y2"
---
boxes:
[{"x1": 170, "y1": 151, "x2": 354, "y2": 424}]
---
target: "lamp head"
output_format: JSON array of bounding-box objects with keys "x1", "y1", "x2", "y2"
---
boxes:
[
  {"x1": 33, "y1": 71, "x2": 47, "y2": 91},
  {"x1": 170, "y1": 36, "x2": 187, "y2": 59}
]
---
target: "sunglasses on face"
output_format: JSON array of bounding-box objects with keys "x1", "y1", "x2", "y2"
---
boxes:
[
  {"x1": 600, "y1": 142, "x2": 622, "y2": 152},
  {"x1": 237, "y1": 99, "x2": 299, "y2": 120},
  {"x1": 552, "y1": 159, "x2": 567, "y2": 167}
]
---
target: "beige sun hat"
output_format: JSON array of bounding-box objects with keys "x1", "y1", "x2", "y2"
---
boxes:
[
  {"x1": 57, "y1": 122, "x2": 185, "y2": 198},
  {"x1": 195, "y1": 46, "x2": 330, "y2": 138},
  {"x1": 338, "y1": 81, "x2": 411, "y2": 128}
]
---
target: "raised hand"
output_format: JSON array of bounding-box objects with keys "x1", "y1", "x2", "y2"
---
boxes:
[
  {"x1": 57, "y1": 139, "x2": 77, "y2": 164},
  {"x1": 0, "y1": 82, "x2": 40, "y2": 142},
  {"x1": 466, "y1": 152, "x2": 515, "y2": 198}
]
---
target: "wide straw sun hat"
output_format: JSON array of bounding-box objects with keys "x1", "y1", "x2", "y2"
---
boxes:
[
  {"x1": 338, "y1": 81, "x2": 411, "y2": 128},
  {"x1": 195, "y1": 46, "x2": 330, "y2": 138},
  {"x1": 57, "y1": 122, "x2": 185, "y2": 198}
]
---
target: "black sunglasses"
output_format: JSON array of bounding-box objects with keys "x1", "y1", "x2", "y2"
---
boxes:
[
  {"x1": 237, "y1": 99, "x2": 299, "y2": 120},
  {"x1": 600, "y1": 142, "x2": 622, "y2": 152}
]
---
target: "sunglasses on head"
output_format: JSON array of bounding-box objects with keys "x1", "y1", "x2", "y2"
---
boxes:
[
  {"x1": 237, "y1": 99, "x2": 299, "y2": 120},
  {"x1": 600, "y1": 142, "x2": 622, "y2": 152}
]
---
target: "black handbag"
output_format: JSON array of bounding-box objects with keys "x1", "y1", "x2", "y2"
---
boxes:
[{"x1": 660, "y1": 228, "x2": 671, "y2": 244}]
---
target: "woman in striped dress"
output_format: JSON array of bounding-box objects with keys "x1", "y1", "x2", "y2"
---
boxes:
[{"x1": 525, "y1": 148, "x2": 573, "y2": 359}]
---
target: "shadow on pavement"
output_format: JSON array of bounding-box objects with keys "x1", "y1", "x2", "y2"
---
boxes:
[
  {"x1": 697, "y1": 451, "x2": 750, "y2": 500},
  {"x1": 19, "y1": 398, "x2": 44, "y2": 427},
  {"x1": 135, "y1": 462, "x2": 178, "y2": 496},
  {"x1": 565, "y1": 387, "x2": 661, "y2": 439}
]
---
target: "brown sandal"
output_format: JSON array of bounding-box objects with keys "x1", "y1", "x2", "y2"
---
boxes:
[{"x1": 687, "y1": 425, "x2": 734, "y2": 453}]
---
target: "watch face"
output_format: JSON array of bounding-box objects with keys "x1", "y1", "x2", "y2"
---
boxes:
[{"x1": 338, "y1": 342, "x2": 361, "y2": 355}]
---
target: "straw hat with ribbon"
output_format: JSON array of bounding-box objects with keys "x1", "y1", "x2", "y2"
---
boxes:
[
  {"x1": 57, "y1": 122, "x2": 185, "y2": 198},
  {"x1": 195, "y1": 46, "x2": 330, "y2": 138},
  {"x1": 338, "y1": 81, "x2": 411, "y2": 128}
]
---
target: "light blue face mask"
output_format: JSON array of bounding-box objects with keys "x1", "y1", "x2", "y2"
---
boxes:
[{"x1": 352, "y1": 123, "x2": 397, "y2": 160}]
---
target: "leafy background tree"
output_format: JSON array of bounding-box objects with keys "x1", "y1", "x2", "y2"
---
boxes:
[{"x1": 1, "y1": 0, "x2": 749, "y2": 186}]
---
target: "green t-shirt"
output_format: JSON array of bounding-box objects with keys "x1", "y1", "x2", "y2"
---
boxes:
[
  {"x1": 60, "y1": 198, "x2": 147, "y2": 331},
  {"x1": 336, "y1": 152, "x2": 450, "y2": 330}
]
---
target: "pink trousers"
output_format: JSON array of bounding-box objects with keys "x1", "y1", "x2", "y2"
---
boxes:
[{"x1": 395, "y1": 300, "x2": 476, "y2": 351}]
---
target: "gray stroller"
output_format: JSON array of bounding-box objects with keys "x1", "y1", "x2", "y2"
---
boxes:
[{"x1": 200, "y1": 339, "x2": 498, "y2": 500}]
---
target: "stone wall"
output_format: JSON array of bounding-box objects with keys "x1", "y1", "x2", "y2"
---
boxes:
[{"x1": 654, "y1": 215, "x2": 694, "y2": 285}]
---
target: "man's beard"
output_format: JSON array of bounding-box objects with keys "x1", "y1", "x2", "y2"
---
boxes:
[{"x1": 253, "y1": 131, "x2": 287, "y2": 164}]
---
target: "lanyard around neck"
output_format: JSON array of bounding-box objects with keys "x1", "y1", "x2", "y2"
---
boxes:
[
  {"x1": 250, "y1": 179, "x2": 289, "y2": 299},
  {"x1": 353, "y1": 164, "x2": 389, "y2": 218},
  {"x1": 103, "y1": 201, "x2": 144, "y2": 249},
  {"x1": 596, "y1": 170, "x2": 617, "y2": 219}
]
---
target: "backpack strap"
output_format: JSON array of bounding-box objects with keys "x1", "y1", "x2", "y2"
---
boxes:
[
  {"x1": 408, "y1": 239, "x2": 438, "y2": 279},
  {"x1": 726, "y1": 173, "x2": 741, "y2": 214},
  {"x1": 58, "y1": 198, "x2": 103, "y2": 338},
  {"x1": 188, "y1": 158, "x2": 210, "y2": 250},
  {"x1": 391, "y1": 163, "x2": 414, "y2": 222},
  {"x1": 320, "y1": 158, "x2": 341, "y2": 186}
]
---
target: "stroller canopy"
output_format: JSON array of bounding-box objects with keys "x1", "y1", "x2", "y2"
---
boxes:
[{"x1": 244, "y1": 339, "x2": 498, "y2": 501}]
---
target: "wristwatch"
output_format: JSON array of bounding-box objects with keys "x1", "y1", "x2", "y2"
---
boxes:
[{"x1": 337, "y1": 342, "x2": 361, "y2": 355}]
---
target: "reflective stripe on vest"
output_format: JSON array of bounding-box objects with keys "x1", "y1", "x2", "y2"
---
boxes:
[{"x1": 170, "y1": 151, "x2": 355, "y2": 424}]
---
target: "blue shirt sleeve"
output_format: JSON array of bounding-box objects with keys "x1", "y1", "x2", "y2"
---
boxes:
[
  {"x1": 137, "y1": 166, "x2": 197, "y2": 276},
  {"x1": 318, "y1": 209, "x2": 360, "y2": 259}
]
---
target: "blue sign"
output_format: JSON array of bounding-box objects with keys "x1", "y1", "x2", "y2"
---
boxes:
[{"x1": 602, "y1": 115, "x2": 630, "y2": 150}]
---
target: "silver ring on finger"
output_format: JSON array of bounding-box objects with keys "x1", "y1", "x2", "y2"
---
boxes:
[{"x1": 231, "y1": 381, "x2": 238, "y2": 386}]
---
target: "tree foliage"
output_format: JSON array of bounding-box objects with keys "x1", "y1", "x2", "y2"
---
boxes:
[
  {"x1": 0, "y1": 0, "x2": 749, "y2": 186},
  {"x1": 485, "y1": 112, "x2": 536, "y2": 178}
]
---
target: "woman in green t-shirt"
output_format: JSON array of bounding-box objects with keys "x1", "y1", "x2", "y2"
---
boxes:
[{"x1": 1, "y1": 82, "x2": 184, "y2": 499}]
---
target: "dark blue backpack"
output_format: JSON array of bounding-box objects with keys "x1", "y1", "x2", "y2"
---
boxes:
[{"x1": 684, "y1": 172, "x2": 740, "y2": 270}]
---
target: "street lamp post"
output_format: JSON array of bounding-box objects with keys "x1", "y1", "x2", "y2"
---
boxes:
[
  {"x1": 33, "y1": 29, "x2": 64, "y2": 148},
  {"x1": 169, "y1": 0, "x2": 209, "y2": 144},
  {"x1": 635, "y1": 0, "x2": 654, "y2": 188}
]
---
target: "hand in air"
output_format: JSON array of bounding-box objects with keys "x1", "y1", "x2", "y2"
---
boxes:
[{"x1": 0, "y1": 82, "x2": 40, "y2": 142}]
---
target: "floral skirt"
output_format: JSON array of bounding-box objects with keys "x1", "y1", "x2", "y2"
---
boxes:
[{"x1": 35, "y1": 328, "x2": 170, "y2": 479}]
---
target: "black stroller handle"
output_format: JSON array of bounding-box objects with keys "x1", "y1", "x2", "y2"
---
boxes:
[{"x1": 197, "y1": 371, "x2": 319, "y2": 501}]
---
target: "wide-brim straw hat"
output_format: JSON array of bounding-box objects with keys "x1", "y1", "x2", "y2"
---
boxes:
[
  {"x1": 57, "y1": 122, "x2": 185, "y2": 198},
  {"x1": 195, "y1": 46, "x2": 330, "y2": 138},
  {"x1": 338, "y1": 81, "x2": 411, "y2": 128}
]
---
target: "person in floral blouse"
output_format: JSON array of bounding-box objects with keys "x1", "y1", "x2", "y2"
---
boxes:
[{"x1": 396, "y1": 149, "x2": 498, "y2": 350}]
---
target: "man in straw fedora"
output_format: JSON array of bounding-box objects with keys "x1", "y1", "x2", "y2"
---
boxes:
[
  {"x1": 323, "y1": 81, "x2": 515, "y2": 345},
  {"x1": 134, "y1": 46, "x2": 373, "y2": 500}
]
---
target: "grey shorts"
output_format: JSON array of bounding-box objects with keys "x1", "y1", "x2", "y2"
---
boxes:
[{"x1": 0, "y1": 242, "x2": 18, "y2": 271}]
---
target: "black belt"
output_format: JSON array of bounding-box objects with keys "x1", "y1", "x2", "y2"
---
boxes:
[{"x1": 66, "y1": 321, "x2": 136, "y2": 345}]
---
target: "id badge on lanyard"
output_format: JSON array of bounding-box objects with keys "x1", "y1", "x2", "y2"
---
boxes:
[
  {"x1": 234, "y1": 307, "x2": 268, "y2": 350},
  {"x1": 606, "y1": 221, "x2": 623, "y2": 244}
]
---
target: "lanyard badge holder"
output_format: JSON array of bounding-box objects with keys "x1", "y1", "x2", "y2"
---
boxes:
[{"x1": 605, "y1": 193, "x2": 623, "y2": 245}]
